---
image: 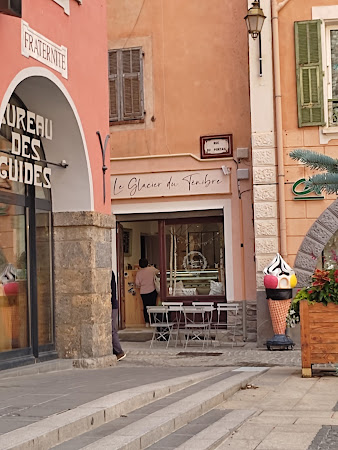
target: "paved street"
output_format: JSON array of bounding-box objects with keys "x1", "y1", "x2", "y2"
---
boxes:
[{"x1": 0, "y1": 342, "x2": 337, "y2": 449}]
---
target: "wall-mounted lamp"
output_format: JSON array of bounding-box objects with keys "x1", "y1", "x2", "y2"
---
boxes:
[{"x1": 244, "y1": 1, "x2": 266, "y2": 40}]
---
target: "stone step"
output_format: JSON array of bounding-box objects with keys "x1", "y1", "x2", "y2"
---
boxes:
[
  {"x1": 60, "y1": 368, "x2": 265, "y2": 450},
  {"x1": 0, "y1": 368, "x2": 230, "y2": 450},
  {"x1": 149, "y1": 409, "x2": 255, "y2": 450}
]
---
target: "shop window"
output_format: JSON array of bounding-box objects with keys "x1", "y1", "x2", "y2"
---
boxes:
[
  {"x1": 165, "y1": 220, "x2": 225, "y2": 297},
  {"x1": 0, "y1": 93, "x2": 54, "y2": 360},
  {"x1": 108, "y1": 48, "x2": 144, "y2": 123}
]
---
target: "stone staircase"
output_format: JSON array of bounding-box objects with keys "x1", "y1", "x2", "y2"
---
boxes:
[{"x1": 0, "y1": 367, "x2": 266, "y2": 450}]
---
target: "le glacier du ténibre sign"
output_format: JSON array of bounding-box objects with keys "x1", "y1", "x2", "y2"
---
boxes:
[
  {"x1": 21, "y1": 21, "x2": 68, "y2": 79},
  {"x1": 111, "y1": 169, "x2": 231, "y2": 199}
]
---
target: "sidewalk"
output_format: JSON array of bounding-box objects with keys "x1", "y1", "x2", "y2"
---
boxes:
[{"x1": 0, "y1": 342, "x2": 336, "y2": 449}]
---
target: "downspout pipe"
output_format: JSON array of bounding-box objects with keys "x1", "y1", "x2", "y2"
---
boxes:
[{"x1": 271, "y1": 0, "x2": 290, "y2": 260}]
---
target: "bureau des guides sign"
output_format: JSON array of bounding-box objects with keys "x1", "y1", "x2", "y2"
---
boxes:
[{"x1": 111, "y1": 169, "x2": 230, "y2": 199}]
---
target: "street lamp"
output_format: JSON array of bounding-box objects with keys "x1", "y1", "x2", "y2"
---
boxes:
[{"x1": 245, "y1": 1, "x2": 266, "y2": 39}]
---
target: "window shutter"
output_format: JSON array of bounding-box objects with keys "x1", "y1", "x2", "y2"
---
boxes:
[
  {"x1": 108, "y1": 50, "x2": 119, "y2": 121},
  {"x1": 295, "y1": 20, "x2": 324, "y2": 127},
  {"x1": 121, "y1": 48, "x2": 144, "y2": 120}
]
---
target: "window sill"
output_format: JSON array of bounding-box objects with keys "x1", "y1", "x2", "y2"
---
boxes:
[
  {"x1": 321, "y1": 126, "x2": 338, "y2": 135},
  {"x1": 110, "y1": 119, "x2": 145, "y2": 126}
]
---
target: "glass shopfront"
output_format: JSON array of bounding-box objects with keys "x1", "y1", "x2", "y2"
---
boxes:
[
  {"x1": 117, "y1": 213, "x2": 226, "y2": 328},
  {"x1": 0, "y1": 94, "x2": 54, "y2": 366}
]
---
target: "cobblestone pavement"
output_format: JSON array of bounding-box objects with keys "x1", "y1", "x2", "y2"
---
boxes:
[{"x1": 121, "y1": 341, "x2": 302, "y2": 368}]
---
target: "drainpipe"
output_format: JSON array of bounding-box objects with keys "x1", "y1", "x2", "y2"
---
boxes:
[{"x1": 271, "y1": 0, "x2": 291, "y2": 260}]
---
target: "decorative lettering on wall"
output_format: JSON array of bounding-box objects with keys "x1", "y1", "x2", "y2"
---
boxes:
[
  {"x1": 21, "y1": 21, "x2": 68, "y2": 79},
  {"x1": 1, "y1": 104, "x2": 53, "y2": 189},
  {"x1": 292, "y1": 178, "x2": 324, "y2": 200},
  {"x1": 111, "y1": 169, "x2": 231, "y2": 199}
]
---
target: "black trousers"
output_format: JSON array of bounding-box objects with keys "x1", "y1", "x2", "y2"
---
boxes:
[{"x1": 141, "y1": 289, "x2": 158, "y2": 324}]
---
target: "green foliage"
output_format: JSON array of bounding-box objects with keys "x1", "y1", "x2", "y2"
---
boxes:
[
  {"x1": 286, "y1": 268, "x2": 338, "y2": 327},
  {"x1": 289, "y1": 149, "x2": 338, "y2": 195}
]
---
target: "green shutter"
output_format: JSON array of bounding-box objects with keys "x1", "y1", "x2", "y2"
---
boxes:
[
  {"x1": 121, "y1": 48, "x2": 144, "y2": 120},
  {"x1": 295, "y1": 20, "x2": 325, "y2": 127}
]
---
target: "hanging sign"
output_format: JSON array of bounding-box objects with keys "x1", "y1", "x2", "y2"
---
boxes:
[
  {"x1": 0, "y1": 103, "x2": 52, "y2": 189},
  {"x1": 21, "y1": 21, "x2": 68, "y2": 79},
  {"x1": 292, "y1": 178, "x2": 324, "y2": 200},
  {"x1": 111, "y1": 168, "x2": 231, "y2": 199}
]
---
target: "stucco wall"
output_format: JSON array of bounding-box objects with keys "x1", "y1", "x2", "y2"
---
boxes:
[{"x1": 107, "y1": 0, "x2": 256, "y2": 302}]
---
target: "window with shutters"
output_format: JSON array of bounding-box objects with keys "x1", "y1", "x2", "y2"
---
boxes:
[
  {"x1": 108, "y1": 48, "x2": 144, "y2": 123},
  {"x1": 325, "y1": 25, "x2": 338, "y2": 127},
  {"x1": 295, "y1": 20, "x2": 325, "y2": 127}
]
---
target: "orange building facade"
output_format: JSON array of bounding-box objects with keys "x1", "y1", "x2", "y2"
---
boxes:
[
  {"x1": 251, "y1": 0, "x2": 338, "y2": 345},
  {"x1": 107, "y1": 0, "x2": 258, "y2": 340}
]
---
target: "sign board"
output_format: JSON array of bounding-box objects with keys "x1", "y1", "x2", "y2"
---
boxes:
[
  {"x1": 111, "y1": 169, "x2": 231, "y2": 199},
  {"x1": 200, "y1": 134, "x2": 233, "y2": 159},
  {"x1": 292, "y1": 178, "x2": 324, "y2": 200},
  {"x1": 1, "y1": 103, "x2": 52, "y2": 189},
  {"x1": 21, "y1": 21, "x2": 68, "y2": 79}
]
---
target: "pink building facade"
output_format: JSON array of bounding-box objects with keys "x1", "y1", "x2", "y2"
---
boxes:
[{"x1": 0, "y1": 0, "x2": 114, "y2": 369}]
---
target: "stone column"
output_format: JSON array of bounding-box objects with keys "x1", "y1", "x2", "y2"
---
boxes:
[{"x1": 53, "y1": 211, "x2": 115, "y2": 368}]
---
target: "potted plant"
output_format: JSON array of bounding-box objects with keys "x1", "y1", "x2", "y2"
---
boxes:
[{"x1": 287, "y1": 268, "x2": 338, "y2": 377}]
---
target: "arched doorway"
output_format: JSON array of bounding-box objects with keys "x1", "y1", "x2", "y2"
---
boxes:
[
  {"x1": 294, "y1": 200, "x2": 338, "y2": 286},
  {"x1": 0, "y1": 69, "x2": 95, "y2": 367}
]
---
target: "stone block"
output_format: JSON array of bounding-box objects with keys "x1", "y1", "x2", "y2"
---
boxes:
[
  {"x1": 308, "y1": 222, "x2": 333, "y2": 245},
  {"x1": 54, "y1": 240, "x2": 95, "y2": 269},
  {"x1": 256, "y1": 255, "x2": 276, "y2": 272},
  {"x1": 255, "y1": 238, "x2": 278, "y2": 254},
  {"x1": 93, "y1": 269, "x2": 111, "y2": 294},
  {"x1": 53, "y1": 226, "x2": 106, "y2": 242},
  {"x1": 56, "y1": 324, "x2": 81, "y2": 359},
  {"x1": 294, "y1": 252, "x2": 317, "y2": 273},
  {"x1": 253, "y1": 184, "x2": 277, "y2": 202},
  {"x1": 252, "y1": 148, "x2": 276, "y2": 166},
  {"x1": 54, "y1": 269, "x2": 95, "y2": 295},
  {"x1": 53, "y1": 211, "x2": 115, "y2": 229},
  {"x1": 95, "y1": 242, "x2": 112, "y2": 268},
  {"x1": 299, "y1": 236, "x2": 324, "y2": 258},
  {"x1": 294, "y1": 268, "x2": 312, "y2": 288},
  {"x1": 328, "y1": 199, "x2": 338, "y2": 217},
  {"x1": 253, "y1": 167, "x2": 277, "y2": 184},
  {"x1": 254, "y1": 202, "x2": 277, "y2": 220},
  {"x1": 252, "y1": 132, "x2": 275, "y2": 148},
  {"x1": 318, "y1": 209, "x2": 338, "y2": 233},
  {"x1": 255, "y1": 220, "x2": 278, "y2": 237}
]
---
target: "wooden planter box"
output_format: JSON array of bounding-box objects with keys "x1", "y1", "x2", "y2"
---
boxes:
[{"x1": 300, "y1": 300, "x2": 338, "y2": 377}]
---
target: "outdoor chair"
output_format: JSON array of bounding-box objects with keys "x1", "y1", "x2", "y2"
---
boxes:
[
  {"x1": 214, "y1": 302, "x2": 240, "y2": 347},
  {"x1": 162, "y1": 302, "x2": 184, "y2": 346},
  {"x1": 147, "y1": 306, "x2": 174, "y2": 348},
  {"x1": 182, "y1": 306, "x2": 214, "y2": 349}
]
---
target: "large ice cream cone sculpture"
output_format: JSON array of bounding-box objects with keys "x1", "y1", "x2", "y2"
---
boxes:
[{"x1": 263, "y1": 253, "x2": 297, "y2": 350}]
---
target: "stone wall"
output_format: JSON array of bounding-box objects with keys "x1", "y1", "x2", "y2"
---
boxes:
[{"x1": 53, "y1": 211, "x2": 116, "y2": 368}]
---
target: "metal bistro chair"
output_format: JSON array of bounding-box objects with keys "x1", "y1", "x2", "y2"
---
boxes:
[
  {"x1": 147, "y1": 306, "x2": 174, "y2": 348},
  {"x1": 182, "y1": 306, "x2": 213, "y2": 349},
  {"x1": 192, "y1": 302, "x2": 215, "y2": 344},
  {"x1": 162, "y1": 302, "x2": 184, "y2": 346},
  {"x1": 214, "y1": 302, "x2": 240, "y2": 347}
]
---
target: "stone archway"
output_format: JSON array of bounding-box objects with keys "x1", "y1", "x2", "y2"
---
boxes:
[{"x1": 294, "y1": 199, "x2": 338, "y2": 286}]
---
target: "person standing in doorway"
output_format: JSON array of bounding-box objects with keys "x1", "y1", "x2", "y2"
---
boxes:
[
  {"x1": 135, "y1": 258, "x2": 159, "y2": 326},
  {"x1": 111, "y1": 271, "x2": 126, "y2": 361}
]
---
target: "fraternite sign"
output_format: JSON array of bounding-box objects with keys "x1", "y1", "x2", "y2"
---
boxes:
[
  {"x1": 21, "y1": 21, "x2": 68, "y2": 79},
  {"x1": 111, "y1": 169, "x2": 231, "y2": 199}
]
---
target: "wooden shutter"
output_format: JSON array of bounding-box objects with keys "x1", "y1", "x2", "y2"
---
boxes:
[
  {"x1": 121, "y1": 48, "x2": 144, "y2": 120},
  {"x1": 295, "y1": 20, "x2": 325, "y2": 127},
  {"x1": 108, "y1": 50, "x2": 119, "y2": 121}
]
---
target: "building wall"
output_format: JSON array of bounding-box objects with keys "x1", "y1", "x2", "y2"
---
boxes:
[
  {"x1": 0, "y1": 0, "x2": 110, "y2": 214},
  {"x1": 279, "y1": 0, "x2": 338, "y2": 269},
  {"x1": 107, "y1": 0, "x2": 257, "y2": 302}
]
